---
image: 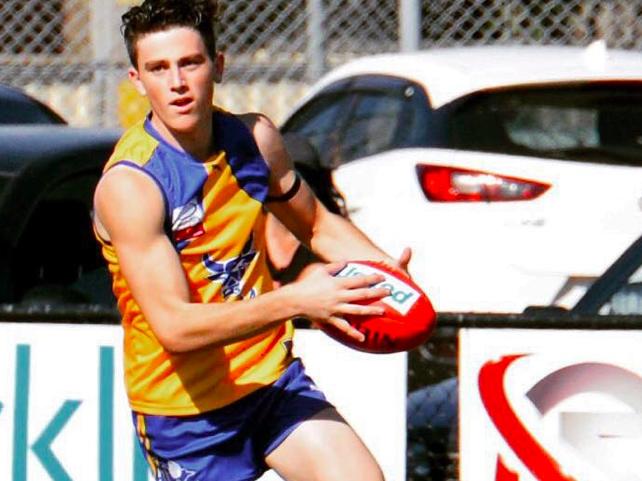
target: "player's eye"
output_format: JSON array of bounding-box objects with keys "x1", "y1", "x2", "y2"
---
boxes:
[
  {"x1": 181, "y1": 56, "x2": 204, "y2": 69},
  {"x1": 146, "y1": 63, "x2": 166, "y2": 73}
]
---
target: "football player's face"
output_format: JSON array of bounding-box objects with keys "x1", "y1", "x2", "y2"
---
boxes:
[{"x1": 128, "y1": 27, "x2": 223, "y2": 136}]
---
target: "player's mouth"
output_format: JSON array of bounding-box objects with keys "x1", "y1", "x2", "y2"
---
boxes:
[{"x1": 170, "y1": 97, "x2": 194, "y2": 112}]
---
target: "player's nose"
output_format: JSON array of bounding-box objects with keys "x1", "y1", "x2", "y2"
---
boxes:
[{"x1": 169, "y1": 65, "x2": 187, "y2": 90}]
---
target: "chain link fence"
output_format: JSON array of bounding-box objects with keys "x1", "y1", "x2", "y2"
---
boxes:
[
  {"x1": 1, "y1": 0, "x2": 641, "y2": 128},
  {"x1": 421, "y1": 0, "x2": 642, "y2": 47},
  {"x1": 407, "y1": 326, "x2": 459, "y2": 481}
]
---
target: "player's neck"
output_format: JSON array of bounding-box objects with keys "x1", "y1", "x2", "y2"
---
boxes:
[{"x1": 150, "y1": 114, "x2": 214, "y2": 161}]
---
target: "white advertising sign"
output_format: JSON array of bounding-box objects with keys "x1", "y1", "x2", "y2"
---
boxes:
[
  {"x1": 460, "y1": 328, "x2": 642, "y2": 481},
  {"x1": 0, "y1": 323, "x2": 406, "y2": 481}
]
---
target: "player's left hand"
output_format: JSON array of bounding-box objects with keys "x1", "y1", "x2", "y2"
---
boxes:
[{"x1": 379, "y1": 247, "x2": 412, "y2": 276}]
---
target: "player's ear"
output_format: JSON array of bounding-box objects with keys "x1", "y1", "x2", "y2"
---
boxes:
[
  {"x1": 213, "y1": 51, "x2": 225, "y2": 83},
  {"x1": 128, "y1": 67, "x2": 147, "y2": 96}
]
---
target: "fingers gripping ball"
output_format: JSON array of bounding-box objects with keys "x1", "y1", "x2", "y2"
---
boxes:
[{"x1": 323, "y1": 261, "x2": 436, "y2": 354}]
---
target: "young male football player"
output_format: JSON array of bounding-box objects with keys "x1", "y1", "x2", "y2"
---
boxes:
[{"x1": 93, "y1": 1, "x2": 410, "y2": 479}]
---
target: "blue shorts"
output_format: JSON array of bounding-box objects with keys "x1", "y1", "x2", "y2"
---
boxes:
[{"x1": 132, "y1": 358, "x2": 332, "y2": 481}]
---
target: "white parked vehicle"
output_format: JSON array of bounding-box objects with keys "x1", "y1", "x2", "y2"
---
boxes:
[{"x1": 280, "y1": 44, "x2": 642, "y2": 312}]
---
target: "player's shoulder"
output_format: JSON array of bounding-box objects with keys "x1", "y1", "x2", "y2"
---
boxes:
[
  {"x1": 94, "y1": 164, "x2": 166, "y2": 237},
  {"x1": 96, "y1": 164, "x2": 161, "y2": 207},
  {"x1": 99, "y1": 118, "x2": 158, "y2": 195},
  {"x1": 105, "y1": 119, "x2": 158, "y2": 171},
  {"x1": 211, "y1": 108, "x2": 277, "y2": 148},
  {"x1": 214, "y1": 109, "x2": 285, "y2": 168},
  {"x1": 236, "y1": 111, "x2": 277, "y2": 130},
  {"x1": 236, "y1": 111, "x2": 280, "y2": 147}
]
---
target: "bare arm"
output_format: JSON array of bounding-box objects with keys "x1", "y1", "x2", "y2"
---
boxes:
[
  {"x1": 245, "y1": 113, "x2": 411, "y2": 270},
  {"x1": 93, "y1": 166, "x2": 388, "y2": 353}
]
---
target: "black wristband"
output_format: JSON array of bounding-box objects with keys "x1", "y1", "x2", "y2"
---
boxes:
[{"x1": 266, "y1": 173, "x2": 302, "y2": 203}]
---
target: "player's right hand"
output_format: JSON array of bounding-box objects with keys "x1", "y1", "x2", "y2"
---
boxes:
[{"x1": 285, "y1": 262, "x2": 390, "y2": 342}]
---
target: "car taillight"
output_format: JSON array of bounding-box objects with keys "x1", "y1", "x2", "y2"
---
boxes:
[{"x1": 415, "y1": 164, "x2": 550, "y2": 202}]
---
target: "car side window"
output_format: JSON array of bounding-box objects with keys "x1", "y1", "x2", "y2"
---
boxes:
[
  {"x1": 599, "y1": 265, "x2": 642, "y2": 315},
  {"x1": 337, "y1": 79, "x2": 430, "y2": 165},
  {"x1": 12, "y1": 174, "x2": 115, "y2": 306},
  {"x1": 283, "y1": 76, "x2": 431, "y2": 168},
  {"x1": 282, "y1": 90, "x2": 354, "y2": 168},
  {"x1": 339, "y1": 91, "x2": 403, "y2": 161}
]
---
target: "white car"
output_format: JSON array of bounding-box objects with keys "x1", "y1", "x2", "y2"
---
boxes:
[{"x1": 280, "y1": 44, "x2": 642, "y2": 312}]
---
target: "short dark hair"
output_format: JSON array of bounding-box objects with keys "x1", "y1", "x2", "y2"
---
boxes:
[{"x1": 121, "y1": 0, "x2": 218, "y2": 68}]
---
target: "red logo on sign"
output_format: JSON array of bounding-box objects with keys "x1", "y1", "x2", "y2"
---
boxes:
[{"x1": 478, "y1": 355, "x2": 577, "y2": 481}]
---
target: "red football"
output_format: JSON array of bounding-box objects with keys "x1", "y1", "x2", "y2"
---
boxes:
[{"x1": 321, "y1": 260, "x2": 436, "y2": 354}]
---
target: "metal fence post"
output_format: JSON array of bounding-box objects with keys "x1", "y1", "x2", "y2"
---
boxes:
[
  {"x1": 399, "y1": 0, "x2": 421, "y2": 52},
  {"x1": 306, "y1": 0, "x2": 326, "y2": 81},
  {"x1": 91, "y1": 0, "x2": 118, "y2": 126}
]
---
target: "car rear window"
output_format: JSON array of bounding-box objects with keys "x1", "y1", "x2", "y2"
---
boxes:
[{"x1": 443, "y1": 84, "x2": 642, "y2": 166}]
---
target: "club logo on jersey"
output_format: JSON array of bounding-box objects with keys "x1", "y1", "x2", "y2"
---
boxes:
[
  {"x1": 154, "y1": 459, "x2": 199, "y2": 481},
  {"x1": 172, "y1": 199, "x2": 205, "y2": 247},
  {"x1": 202, "y1": 234, "x2": 257, "y2": 299}
]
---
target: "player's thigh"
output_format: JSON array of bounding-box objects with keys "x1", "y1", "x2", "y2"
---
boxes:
[{"x1": 265, "y1": 406, "x2": 384, "y2": 481}]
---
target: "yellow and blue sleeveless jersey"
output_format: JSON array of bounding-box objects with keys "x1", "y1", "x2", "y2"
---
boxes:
[{"x1": 96, "y1": 109, "x2": 294, "y2": 416}]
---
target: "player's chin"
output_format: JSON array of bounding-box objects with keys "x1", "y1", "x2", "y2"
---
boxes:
[{"x1": 168, "y1": 115, "x2": 200, "y2": 133}]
